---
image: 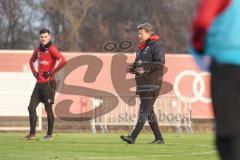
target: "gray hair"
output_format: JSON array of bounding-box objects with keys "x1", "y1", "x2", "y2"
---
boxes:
[{"x1": 137, "y1": 23, "x2": 155, "y2": 35}]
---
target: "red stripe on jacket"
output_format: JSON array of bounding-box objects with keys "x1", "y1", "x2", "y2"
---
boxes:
[{"x1": 191, "y1": 0, "x2": 231, "y2": 53}]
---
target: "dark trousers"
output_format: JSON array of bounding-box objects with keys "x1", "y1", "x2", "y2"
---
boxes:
[
  {"x1": 211, "y1": 62, "x2": 240, "y2": 160},
  {"x1": 216, "y1": 137, "x2": 240, "y2": 160},
  {"x1": 130, "y1": 97, "x2": 162, "y2": 140},
  {"x1": 28, "y1": 80, "x2": 56, "y2": 135}
]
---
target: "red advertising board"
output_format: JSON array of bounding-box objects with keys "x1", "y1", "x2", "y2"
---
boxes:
[{"x1": 0, "y1": 51, "x2": 213, "y2": 119}]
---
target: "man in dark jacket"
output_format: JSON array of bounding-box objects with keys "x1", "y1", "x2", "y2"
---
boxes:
[{"x1": 120, "y1": 23, "x2": 165, "y2": 144}]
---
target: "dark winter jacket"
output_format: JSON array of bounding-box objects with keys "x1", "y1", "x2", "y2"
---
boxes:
[{"x1": 130, "y1": 35, "x2": 165, "y2": 97}]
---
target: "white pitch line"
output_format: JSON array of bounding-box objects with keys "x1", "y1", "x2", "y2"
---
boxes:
[
  {"x1": 60, "y1": 156, "x2": 135, "y2": 160},
  {"x1": 57, "y1": 143, "x2": 217, "y2": 160},
  {"x1": 59, "y1": 151, "x2": 216, "y2": 160},
  {"x1": 151, "y1": 150, "x2": 217, "y2": 157},
  {"x1": 166, "y1": 142, "x2": 215, "y2": 148}
]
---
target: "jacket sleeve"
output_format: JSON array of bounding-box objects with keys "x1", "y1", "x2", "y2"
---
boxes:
[
  {"x1": 152, "y1": 42, "x2": 165, "y2": 65},
  {"x1": 29, "y1": 49, "x2": 38, "y2": 74},
  {"x1": 144, "y1": 42, "x2": 165, "y2": 73},
  {"x1": 49, "y1": 45, "x2": 67, "y2": 75},
  {"x1": 190, "y1": 0, "x2": 231, "y2": 54}
]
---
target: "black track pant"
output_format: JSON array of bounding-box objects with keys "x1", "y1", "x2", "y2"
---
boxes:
[
  {"x1": 216, "y1": 137, "x2": 240, "y2": 160},
  {"x1": 211, "y1": 62, "x2": 240, "y2": 160},
  {"x1": 130, "y1": 97, "x2": 163, "y2": 140},
  {"x1": 28, "y1": 80, "x2": 56, "y2": 135}
]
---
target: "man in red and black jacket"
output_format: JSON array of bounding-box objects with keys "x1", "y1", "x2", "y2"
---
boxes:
[{"x1": 25, "y1": 29, "x2": 66, "y2": 140}]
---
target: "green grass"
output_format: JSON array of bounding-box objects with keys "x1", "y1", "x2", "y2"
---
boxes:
[{"x1": 0, "y1": 132, "x2": 219, "y2": 160}]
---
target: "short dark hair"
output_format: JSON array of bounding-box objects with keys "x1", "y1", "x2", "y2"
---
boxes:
[{"x1": 39, "y1": 28, "x2": 50, "y2": 35}]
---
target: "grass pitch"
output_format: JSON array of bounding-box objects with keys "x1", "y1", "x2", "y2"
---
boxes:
[{"x1": 0, "y1": 132, "x2": 219, "y2": 160}]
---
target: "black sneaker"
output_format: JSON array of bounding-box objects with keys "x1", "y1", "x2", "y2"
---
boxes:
[
  {"x1": 120, "y1": 135, "x2": 135, "y2": 144},
  {"x1": 43, "y1": 135, "x2": 53, "y2": 141},
  {"x1": 25, "y1": 134, "x2": 36, "y2": 140},
  {"x1": 149, "y1": 138, "x2": 164, "y2": 144}
]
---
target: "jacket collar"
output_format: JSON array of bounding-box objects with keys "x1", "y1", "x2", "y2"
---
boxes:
[
  {"x1": 39, "y1": 41, "x2": 52, "y2": 52},
  {"x1": 138, "y1": 35, "x2": 159, "y2": 50}
]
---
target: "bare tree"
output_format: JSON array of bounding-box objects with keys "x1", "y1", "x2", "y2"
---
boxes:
[
  {"x1": 79, "y1": 0, "x2": 198, "y2": 52},
  {"x1": 0, "y1": 0, "x2": 199, "y2": 52},
  {"x1": 0, "y1": 0, "x2": 37, "y2": 49},
  {"x1": 41, "y1": 0, "x2": 91, "y2": 51}
]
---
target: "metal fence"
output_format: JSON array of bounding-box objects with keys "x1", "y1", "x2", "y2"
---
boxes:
[{"x1": 91, "y1": 95, "x2": 192, "y2": 133}]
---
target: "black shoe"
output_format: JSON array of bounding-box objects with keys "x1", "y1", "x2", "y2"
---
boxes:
[
  {"x1": 149, "y1": 138, "x2": 164, "y2": 144},
  {"x1": 120, "y1": 135, "x2": 135, "y2": 144},
  {"x1": 24, "y1": 134, "x2": 36, "y2": 140},
  {"x1": 42, "y1": 134, "x2": 53, "y2": 141}
]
